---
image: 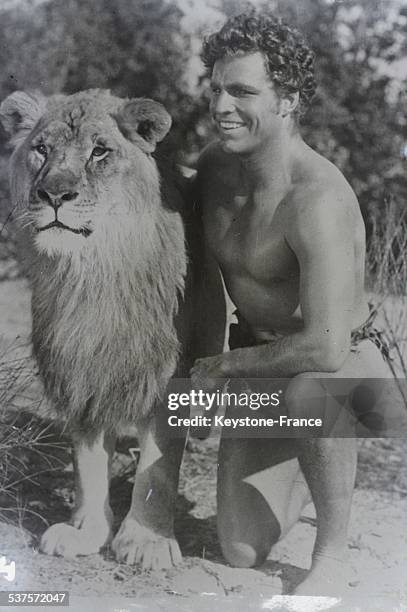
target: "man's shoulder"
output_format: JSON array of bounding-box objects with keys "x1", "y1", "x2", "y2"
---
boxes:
[
  {"x1": 287, "y1": 149, "x2": 362, "y2": 245},
  {"x1": 291, "y1": 149, "x2": 358, "y2": 216}
]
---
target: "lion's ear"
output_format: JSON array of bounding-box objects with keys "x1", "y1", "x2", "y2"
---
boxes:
[
  {"x1": 0, "y1": 91, "x2": 46, "y2": 148},
  {"x1": 116, "y1": 99, "x2": 172, "y2": 153}
]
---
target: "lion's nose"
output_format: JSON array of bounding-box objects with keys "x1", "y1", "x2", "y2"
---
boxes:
[{"x1": 37, "y1": 189, "x2": 79, "y2": 209}]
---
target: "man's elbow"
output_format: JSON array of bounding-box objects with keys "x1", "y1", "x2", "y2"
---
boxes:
[{"x1": 310, "y1": 338, "x2": 349, "y2": 373}]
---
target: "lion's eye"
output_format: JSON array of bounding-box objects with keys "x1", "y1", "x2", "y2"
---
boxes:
[
  {"x1": 91, "y1": 146, "x2": 109, "y2": 160},
  {"x1": 34, "y1": 143, "x2": 47, "y2": 158}
]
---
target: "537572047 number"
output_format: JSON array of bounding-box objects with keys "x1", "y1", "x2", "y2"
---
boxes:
[{"x1": 0, "y1": 591, "x2": 69, "y2": 606}]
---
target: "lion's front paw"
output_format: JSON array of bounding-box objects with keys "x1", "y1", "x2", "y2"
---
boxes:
[
  {"x1": 40, "y1": 521, "x2": 111, "y2": 558},
  {"x1": 112, "y1": 517, "x2": 182, "y2": 570}
]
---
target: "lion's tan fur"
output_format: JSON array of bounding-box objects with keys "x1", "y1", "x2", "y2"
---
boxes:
[{"x1": 2, "y1": 90, "x2": 188, "y2": 432}]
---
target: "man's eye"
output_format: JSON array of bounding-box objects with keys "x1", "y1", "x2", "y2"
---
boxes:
[
  {"x1": 91, "y1": 146, "x2": 109, "y2": 159},
  {"x1": 210, "y1": 86, "x2": 221, "y2": 95},
  {"x1": 34, "y1": 143, "x2": 47, "y2": 157},
  {"x1": 232, "y1": 88, "x2": 252, "y2": 97}
]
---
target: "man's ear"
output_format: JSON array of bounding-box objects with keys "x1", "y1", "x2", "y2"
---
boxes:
[
  {"x1": 0, "y1": 91, "x2": 46, "y2": 148},
  {"x1": 280, "y1": 91, "x2": 300, "y2": 117},
  {"x1": 115, "y1": 98, "x2": 172, "y2": 153}
]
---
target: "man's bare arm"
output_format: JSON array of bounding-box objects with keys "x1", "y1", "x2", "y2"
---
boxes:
[{"x1": 217, "y1": 190, "x2": 357, "y2": 378}]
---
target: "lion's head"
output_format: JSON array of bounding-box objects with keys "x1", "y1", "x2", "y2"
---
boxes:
[{"x1": 0, "y1": 89, "x2": 172, "y2": 258}]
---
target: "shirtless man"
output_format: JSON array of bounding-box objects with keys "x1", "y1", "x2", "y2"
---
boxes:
[{"x1": 190, "y1": 11, "x2": 393, "y2": 595}]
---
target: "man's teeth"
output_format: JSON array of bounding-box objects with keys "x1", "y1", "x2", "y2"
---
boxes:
[{"x1": 220, "y1": 121, "x2": 245, "y2": 129}]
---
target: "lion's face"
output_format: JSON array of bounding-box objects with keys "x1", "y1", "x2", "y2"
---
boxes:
[{"x1": 0, "y1": 90, "x2": 172, "y2": 256}]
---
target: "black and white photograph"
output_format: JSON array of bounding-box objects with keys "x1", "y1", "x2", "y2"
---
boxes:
[{"x1": 0, "y1": 1, "x2": 406, "y2": 610}]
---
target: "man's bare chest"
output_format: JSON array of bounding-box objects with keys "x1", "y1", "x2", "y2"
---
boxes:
[{"x1": 202, "y1": 193, "x2": 299, "y2": 283}]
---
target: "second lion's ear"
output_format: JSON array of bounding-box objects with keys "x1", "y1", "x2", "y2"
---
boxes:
[{"x1": 116, "y1": 99, "x2": 172, "y2": 153}]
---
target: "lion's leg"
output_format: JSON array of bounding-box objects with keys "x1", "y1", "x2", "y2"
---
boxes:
[
  {"x1": 40, "y1": 431, "x2": 115, "y2": 557},
  {"x1": 112, "y1": 406, "x2": 185, "y2": 570}
]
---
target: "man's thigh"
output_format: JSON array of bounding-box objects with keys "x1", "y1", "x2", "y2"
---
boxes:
[{"x1": 285, "y1": 339, "x2": 407, "y2": 436}]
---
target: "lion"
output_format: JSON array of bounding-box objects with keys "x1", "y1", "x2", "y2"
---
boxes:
[{"x1": 0, "y1": 89, "x2": 225, "y2": 569}]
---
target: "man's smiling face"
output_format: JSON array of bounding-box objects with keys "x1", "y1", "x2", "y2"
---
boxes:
[{"x1": 209, "y1": 51, "x2": 283, "y2": 155}]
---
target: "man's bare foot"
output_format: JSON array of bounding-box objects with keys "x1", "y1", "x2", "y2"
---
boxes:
[{"x1": 292, "y1": 553, "x2": 350, "y2": 596}]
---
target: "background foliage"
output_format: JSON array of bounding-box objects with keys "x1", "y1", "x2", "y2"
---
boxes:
[{"x1": 0, "y1": 0, "x2": 406, "y2": 285}]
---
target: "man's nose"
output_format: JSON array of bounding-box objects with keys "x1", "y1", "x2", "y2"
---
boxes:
[
  {"x1": 211, "y1": 90, "x2": 235, "y2": 115},
  {"x1": 37, "y1": 187, "x2": 79, "y2": 210}
]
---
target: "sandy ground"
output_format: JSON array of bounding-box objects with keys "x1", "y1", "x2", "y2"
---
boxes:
[{"x1": 0, "y1": 278, "x2": 407, "y2": 611}]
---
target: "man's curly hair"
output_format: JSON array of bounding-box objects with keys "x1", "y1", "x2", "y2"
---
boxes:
[{"x1": 202, "y1": 10, "x2": 316, "y2": 115}]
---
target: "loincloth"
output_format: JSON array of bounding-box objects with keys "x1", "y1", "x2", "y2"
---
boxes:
[
  {"x1": 349, "y1": 303, "x2": 391, "y2": 363},
  {"x1": 229, "y1": 304, "x2": 392, "y2": 363}
]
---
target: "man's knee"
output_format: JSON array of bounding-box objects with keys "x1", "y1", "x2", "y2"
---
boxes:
[
  {"x1": 217, "y1": 506, "x2": 279, "y2": 567},
  {"x1": 219, "y1": 539, "x2": 267, "y2": 568},
  {"x1": 218, "y1": 530, "x2": 276, "y2": 567}
]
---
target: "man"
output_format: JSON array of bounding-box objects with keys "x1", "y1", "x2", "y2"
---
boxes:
[{"x1": 190, "y1": 11, "x2": 395, "y2": 595}]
